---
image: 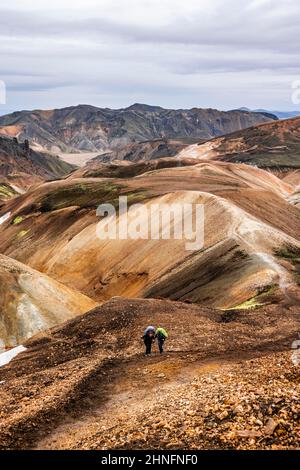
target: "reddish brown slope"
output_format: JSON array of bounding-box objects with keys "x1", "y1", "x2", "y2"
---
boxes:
[
  {"x1": 0, "y1": 135, "x2": 75, "y2": 193},
  {"x1": 0, "y1": 297, "x2": 299, "y2": 450},
  {"x1": 0, "y1": 161, "x2": 299, "y2": 309},
  {"x1": 180, "y1": 117, "x2": 300, "y2": 172}
]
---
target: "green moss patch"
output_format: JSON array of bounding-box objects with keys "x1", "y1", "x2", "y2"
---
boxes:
[
  {"x1": 39, "y1": 181, "x2": 149, "y2": 213},
  {"x1": 12, "y1": 216, "x2": 23, "y2": 225},
  {"x1": 228, "y1": 297, "x2": 263, "y2": 311},
  {"x1": 275, "y1": 247, "x2": 300, "y2": 260},
  {"x1": 0, "y1": 184, "x2": 17, "y2": 200},
  {"x1": 223, "y1": 284, "x2": 277, "y2": 311},
  {"x1": 16, "y1": 230, "x2": 30, "y2": 239}
]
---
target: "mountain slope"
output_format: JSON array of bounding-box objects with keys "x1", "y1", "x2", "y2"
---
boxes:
[
  {"x1": 0, "y1": 104, "x2": 276, "y2": 153},
  {"x1": 90, "y1": 138, "x2": 190, "y2": 164},
  {"x1": 0, "y1": 297, "x2": 299, "y2": 450},
  {"x1": 0, "y1": 160, "x2": 298, "y2": 309},
  {"x1": 0, "y1": 254, "x2": 97, "y2": 350},
  {"x1": 71, "y1": 157, "x2": 200, "y2": 179},
  {"x1": 0, "y1": 181, "x2": 20, "y2": 205},
  {"x1": 0, "y1": 135, "x2": 75, "y2": 191},
  {"x1": 180, "y1": 117, "x2": 300, "y2": 171}
]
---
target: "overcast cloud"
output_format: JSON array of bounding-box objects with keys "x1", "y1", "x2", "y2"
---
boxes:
[{"x1": 0, "y1": 0, "x2": 300, "y2": 113}]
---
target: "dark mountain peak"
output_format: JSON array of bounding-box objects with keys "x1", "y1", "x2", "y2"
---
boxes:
[{"x1": 126, "y1": 103, "x2": 164, "y2": 112}]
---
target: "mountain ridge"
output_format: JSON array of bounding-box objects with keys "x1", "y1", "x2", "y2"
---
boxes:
[
  {"x1": 237, "y1": 107, "x2": 300, "y2": 120},
  {"x1": 0, "y1": 159, "x2": 298, "y2": 311},
  {"x1": 0, "y1": 134, "x2": 75, "y2": 192},
  {"x1": 0, "y1": 103, "x2": 277, "y2": 153},
  {"x1": 179, "y1": 116, "x2": 300, "y2": 171}
]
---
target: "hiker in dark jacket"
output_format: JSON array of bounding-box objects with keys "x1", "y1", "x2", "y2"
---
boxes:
[
  {"x1": 155, "y1": 327, "x2": 169, "y2": 354},
  {"x1": 142, "y1": 326, "x2": 156, "y2": 356}
]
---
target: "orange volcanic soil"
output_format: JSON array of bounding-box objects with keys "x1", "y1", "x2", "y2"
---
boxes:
[{"x1": 0, "y1": 159, "x2": 299, "y2": 311}]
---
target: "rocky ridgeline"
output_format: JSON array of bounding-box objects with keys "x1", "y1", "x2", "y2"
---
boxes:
[{"x1": 0, "y1": 104, "x2": 276, "y2": 153}]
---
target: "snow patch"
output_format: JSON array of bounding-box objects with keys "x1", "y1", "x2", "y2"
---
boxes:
[
  {"x1": 0, "y1": 212, "x2": 11, "y2": 226},
  {"x1": 10, "y1": 184, "x2": 25, "y2": 194},
  {"x1": 0, "y1": 345, "x2": 27, "y2": 367}
]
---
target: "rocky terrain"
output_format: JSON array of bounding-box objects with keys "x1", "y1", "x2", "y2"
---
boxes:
[
  {"x1": 0, "y1": 104, "x2": 276, "y2": 153},
  {"x1": 0, "y1": 135, "x2": 75, "y2": 192},
  {"x1": 0, "y1": 115, "x2": 299, "y2": 451},
  {"x1": 180, "y1": 117, "x2": 300, "y2": 172},
  {"x1": 0, "y1": 297, "x2": 299, "y2": 450},
  {"x1": 92, "y1": 139, "x2": 190, "y2": 164}
]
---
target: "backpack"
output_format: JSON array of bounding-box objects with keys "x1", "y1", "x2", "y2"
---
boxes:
[{"x1": 156, "y1": 327, "x2": 168, "y2": 339}]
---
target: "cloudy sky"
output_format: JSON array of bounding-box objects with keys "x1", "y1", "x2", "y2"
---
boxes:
[{"x1": 0, "y1": 0, "x2": 300, "y2": 113}]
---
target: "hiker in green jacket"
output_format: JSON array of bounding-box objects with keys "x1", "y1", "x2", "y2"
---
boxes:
[{"x1": 155, "y1": 327, "x2": 168, "y2": 354}]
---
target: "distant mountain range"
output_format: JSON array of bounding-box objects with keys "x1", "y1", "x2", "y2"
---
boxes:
[
  {"x1": 0, "y1": 103, "x2": 276, "y2": 153},
  {"x1": 83, "y1": 116, "x2": 300, "y2": 171},
  {"x1": 238, "y1": 107, "x2": 300, "y2": 120}
]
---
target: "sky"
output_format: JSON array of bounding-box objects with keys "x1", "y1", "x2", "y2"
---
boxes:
[{"x1": 0, "y1": 0, "x2": 300, "y2": 113}]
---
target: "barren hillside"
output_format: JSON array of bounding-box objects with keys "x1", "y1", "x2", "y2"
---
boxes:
[
  {"x1": 0, "y1": 297, "x2": 299, "y2": 450},
  {"x1": 0, "y1": 160, "x2": 299, "y2": 311},
  {"x1": 0, "y1": 135, "x2": 75, "y2": 192},
  {"x1": 0, "y1": 145, "x2": 299, "y2": 452},
  {"x1": 180, "y1": 117, "x2": 300, "y2": 172}
]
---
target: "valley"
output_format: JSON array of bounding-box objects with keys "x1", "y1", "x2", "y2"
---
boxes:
[
  {"x1": 0, "y1": 109, "x2": 299, "y2": 450},
  {"x1": 58, "y1": 152, "x2": 103, "y2": 168}
]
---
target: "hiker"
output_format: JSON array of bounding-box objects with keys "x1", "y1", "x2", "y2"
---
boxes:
[
  {"x1": 142, "y1": 326, "x2": 156, "y2": 356},
  {"x1": 155, "y1": 327, "x2": 168, "y2": 354}
]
